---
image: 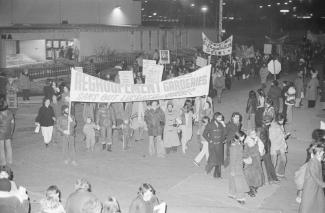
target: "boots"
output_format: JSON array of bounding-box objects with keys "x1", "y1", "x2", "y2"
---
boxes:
[
  {"x1": 102, "y1": 144, "x2": 106, "y2": 150},
  {"x1": 213, "y1": 166, "x2": 221, "y2": 178},
  {"x1": 107, "y1": 144, "x2": 112, "y2": 152}
]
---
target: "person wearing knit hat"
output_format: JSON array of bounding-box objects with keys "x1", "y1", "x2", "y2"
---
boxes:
[{"x1": 163, "y1": 100, "x2": 180, "y2": 154}]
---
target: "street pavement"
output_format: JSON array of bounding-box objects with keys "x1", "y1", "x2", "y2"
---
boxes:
[{"x1": 10, "y1": 75, "x2": 323, "y2": 213}]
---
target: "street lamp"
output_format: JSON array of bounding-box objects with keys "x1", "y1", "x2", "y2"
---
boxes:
[{"x1": 201, "y1": 5, "x2": 208, "y2": 28}]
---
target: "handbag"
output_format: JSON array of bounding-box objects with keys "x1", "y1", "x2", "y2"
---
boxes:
[{"x1": 34, "y1": 124, "x2": 40, "y2": 134}]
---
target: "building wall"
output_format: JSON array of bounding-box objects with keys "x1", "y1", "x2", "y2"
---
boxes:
[
  {"x1": 79, "y1": 28, "x2": 217, "y2": 57},
  {"x1": 20, "y1": 40, "x2": 46, "y2": 60},
  {"x1": 0, "y1": 0, "x2": 141, "y2": 26}
]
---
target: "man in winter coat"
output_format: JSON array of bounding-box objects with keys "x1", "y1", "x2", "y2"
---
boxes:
[
  {"x1": 96, "y1": 103, "x2": 116, "y2": 152},
  {"x1": 144, "y1": 100, "x2": 165, "y2": 158}
]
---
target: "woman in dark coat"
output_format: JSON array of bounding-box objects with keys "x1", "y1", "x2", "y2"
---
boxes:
[
  {"x1": 224, "y1": 112, "x2": 242, "y2": 167},
  {"x1": 35, "y1": 98, "x2": 56, "y2": 147},
  {"x1": 203, "y1": 112, "x2": 226, "y2": 178}
]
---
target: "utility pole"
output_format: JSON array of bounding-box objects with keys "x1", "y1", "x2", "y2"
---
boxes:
[{"x1": 217, "y1": 0, "x2": 223, "y2": 42}]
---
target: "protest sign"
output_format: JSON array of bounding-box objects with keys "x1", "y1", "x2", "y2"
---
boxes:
[
  {"x1": 196, "y1": 56, "x2": 208, "y2": 67},
  {"x1": 118, "y1": 71, "x2": 134, "y2": 85},
  {"x1": 235, "y1": 45, "x2": 255, "y2": 58},
  {"x1": 159, "y1": 50, "x2": 170, "y2": 64},
  {"x1": 70, "y1": 65, "x2": 211, "y2": 103},
  {"x1": 145, "y1": 64, "x2": 164, "y2": 84},
  {"x1": 264, "y1": 44, "x2": 272, "y2": 55},
  {"x1": 202, "y1": 33, "x2": 232, "y2": 56},
  {"x1": 143, "y1": 59, "x2": 157, "y2": 77}
]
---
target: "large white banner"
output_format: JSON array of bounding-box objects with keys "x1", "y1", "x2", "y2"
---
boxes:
[
  {"x1": 202, "y1": 33, "x2": 232, "y2": 56},
  {"x1": 70, "y1": 65, "x2": 211, "y2": 103}
]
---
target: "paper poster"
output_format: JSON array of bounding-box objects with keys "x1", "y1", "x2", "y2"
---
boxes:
[
  {"x1": 196, "y1": 56, "x2": 208, "y2": 67},
  {"x1": 159, "y1": 50, "x2": 170, "y2": 64},
  {"x1": 264, "y1": 44, "x2": 272, "y2": 55},
  {"x1": 145, "y1": 64, "x2": 164, "y2": 84},
  {"x1": 143, "y1": 59, "x2": 157, "y2": 77},
  {"x1": 118, "y1": 71, "x2": 134, "y2": 85}
]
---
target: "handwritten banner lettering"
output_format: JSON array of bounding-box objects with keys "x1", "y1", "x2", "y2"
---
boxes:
[{"x1": 70, "y1": 65, "x2": 211, "y2": 103}]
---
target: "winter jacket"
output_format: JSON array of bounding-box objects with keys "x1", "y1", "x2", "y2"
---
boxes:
[
  {"x1": 144, "y1": 108, "x2": 165, "y2": 136},
  {"x1": 35, "y1": 106, "x2": 55, "y2": 127}
]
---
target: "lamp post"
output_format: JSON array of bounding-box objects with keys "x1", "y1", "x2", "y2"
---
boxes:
[
  {"x1": 201, "y1": 5, "x2": 208, "y2": 28},
  {"x1": 217, "y1": 0, "x2": 223, "y2": 42}
]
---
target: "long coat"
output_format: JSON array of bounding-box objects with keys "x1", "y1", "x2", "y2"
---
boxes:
[
  {"x1": 203, "y1": 121, "x2": 226, "y2": 166},
  {"x1": 306, "y1": 77, "x2": 319, "y2": 101},
  {"x1": 229, "y1": 142, "x2": 250, "y2": 196},
  {"x1": 299, "y1": 158, "x2": 325, "y2": 213},
  {"x1": 243, "y1": 141, "x2": 263, "y2": 187}
]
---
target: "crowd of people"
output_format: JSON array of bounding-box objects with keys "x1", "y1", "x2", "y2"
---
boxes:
[{"x1": 0, "y1": 37, "x2": 325, "y2": 212}]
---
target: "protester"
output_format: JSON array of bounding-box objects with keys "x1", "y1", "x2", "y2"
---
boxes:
[
  {"x1": 102, "y1": 196, "x2": 121, "y2": 213},
  {"x1": 35, "y1": 98, "x2": 56, "y2": 148},
  {"x1": 203, "y1": 112, "x2": 226, "y2": 178},
  {"x1": 65, "y1": 178, "x2": 102, "y2": 213},
  {"x1": 163, "y1": 100, "x2": 180, "y2": 154},
  {"x1": 306, "y1": 69, "x2": 319, "y2": 108},
  {"x1": 224, "y1": 112, "x2": 242, "y2": 167},
  {"x1": 40, "y1": 185, "x2": 65, "y2": 213},
  {"x1": 130, "y1": 101, "x2": 146, "y2": 141},
  {"x1": 258, "y1": 123, "x2": 279, "y2": 184},
  {"x1": 259, "y1": 63, "x2": 269, "y2": 89},
  {"x1": 0, "y1": 96, "x2": 14, "y2": 165},
  {"x1": 19, "y1": 69, "x2": 31, "y2": 101},
  {"x1": 255, "y1": 88, "x2": 265, "y2": 128},
  {"x1": 144, "y1": 100, "x2": 165, "y2": 158},
  {"x1": 294, "y1": 70, "x2": 304, "y2": 108},
  {"x1": 56, "y1": 105, "x2": 77, "y2": 166},
  {"x1": 43, "y1": 81, "x2": 60, "y2": 102},
  {"x1": 96, "y1": 103, "x2": 116, "y2": 152},
  {"x1": 180, "y1": 100, "x2": 194, "y2": 154},
  {"x1": 263, "y1": 97, "x2": 275, "y2": 126},
  {"x1": 228, "y1": 131, "x2": 249, "y2": 204},
  {"x1": 298, "y1": 143, "x2": 325, "y2": 213},
  {"x1": 82, "y1": 103, "x2": 96, "y2": 123},
  {"x1": 129, "y1": 183, "x2": 160, "y2": 213},
  {"x1": 213, "y1": 68, "x2": 225, "y2": 103},
  {"x1": 284, "y1": 86, "x2": 296, "y2": 125},
  {"x1": 269, "y1": 114, "x2": 289, "y2": 178},
  {"x1": 267, "y1": 80, "x2": 282, "y2": 114},
  {"x1": 243, "y1": 130, "x2": 264, "y2": 197},
  {"x1": 193, "y1": 116, "x2": 210, "y2": 166},
  {"x1": 246, "y1": 90, "x2": 258, "y2": 132},
  {"x1": 0, "y1": 166, "x2": 30, "y2": 213}
]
